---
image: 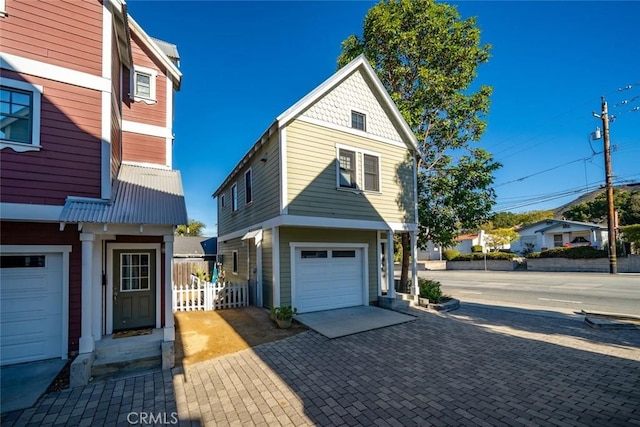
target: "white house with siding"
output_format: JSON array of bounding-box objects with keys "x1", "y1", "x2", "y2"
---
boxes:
[
  {"x1": 510, "y1": 219, "x2": 608, "y2": 254},
  {"x1": 213, "y1": 55, "x2": 419, "y2": 313}
]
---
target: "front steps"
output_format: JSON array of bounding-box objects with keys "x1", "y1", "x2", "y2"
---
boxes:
[{"x1": 90, "y1": 329, "x2": 164, "y2": 383}]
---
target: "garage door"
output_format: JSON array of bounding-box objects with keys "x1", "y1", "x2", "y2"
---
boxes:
[
  {"x1": 294, "y1": 247, "x2": 365, "y2": 313},
  {"x1": 0, "y1": 253, "x2": 63, "y2": 366}
]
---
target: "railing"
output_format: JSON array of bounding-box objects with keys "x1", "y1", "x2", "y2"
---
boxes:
[{"x1": 173, "y1": 275, "x2": 248, "y2": 312}]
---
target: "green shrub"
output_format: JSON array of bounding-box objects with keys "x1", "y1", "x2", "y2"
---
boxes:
[
  {"x1": 471, "y1": 245, "x2": 483, "y2": 253},
  {"x1": 443, "y1": 249, "x2": 460, "y2": 261},
  {"x1": 418, "y1": 279, "x2": 448, "y2": 303},
  {"x1": 537, "y1": 246, "x2": 607, "y2": 259},
  {"x1": 450, "y1": 252, "x2": 515, "y2": 261}
]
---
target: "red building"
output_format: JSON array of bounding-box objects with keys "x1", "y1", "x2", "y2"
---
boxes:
[{"x1": 0, "y1": 0, "x2": 187, "y2": 384}]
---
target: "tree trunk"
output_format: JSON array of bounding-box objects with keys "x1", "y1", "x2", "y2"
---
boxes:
[{"x1": 400, "y1": 232, "x2": 410, "y2": 293}]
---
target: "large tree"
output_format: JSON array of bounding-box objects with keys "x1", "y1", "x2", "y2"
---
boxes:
[
  {"x1": 562, "y1": 189, "x2": 640, "y2": 226},
  {"x1": 175, "y1": 219, "x2": 206, "y2": 237},
  {"x1": 338, "y1": 0, "x2": 500, "y2": 288}
]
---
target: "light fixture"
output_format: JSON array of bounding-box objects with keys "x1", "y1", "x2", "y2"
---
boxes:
[{"x1": 260, "y1": 154, "x2": 268, "y2": 162}]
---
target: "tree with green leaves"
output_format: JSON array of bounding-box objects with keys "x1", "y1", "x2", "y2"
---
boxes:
[
  {"x1": 485, "y1": 228, "x2": 519, "y2": 251},
  {"x1": 562, "y1": 189, "x2": 640, "y2": 226},
  {"x1": 338, "y1": 0, "x2": 499, "y2": 288},
  {"x1": 484, "y1": 210, "x2": 554, "y2": 230},
  {"x1": 175, "y1": 219, "x2": 206, "y2": 237}
]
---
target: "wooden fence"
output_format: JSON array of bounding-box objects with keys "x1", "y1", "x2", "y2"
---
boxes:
[
  {"x1": 173, "y1": 260, "x2": 214, "y2": 286},
  {"x1": 173, "y1": 275, "x2": 248, "y2": 311}
]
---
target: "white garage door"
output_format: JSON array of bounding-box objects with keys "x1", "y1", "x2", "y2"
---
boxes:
[
  {"x1": 294, "y1": 247, "x2": 365, "y2": 313},
  {"x1": 0, "y1": 253, "x2": 63, "y2": 366}
]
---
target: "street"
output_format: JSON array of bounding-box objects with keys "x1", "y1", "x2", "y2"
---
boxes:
[{"x1": 415, "y1": 270, "x2": 640, "y2": 317}]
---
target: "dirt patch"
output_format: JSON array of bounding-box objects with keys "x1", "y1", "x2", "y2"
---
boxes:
[{"x1": 174, "y1": 306, "x2": 307, "y2": 366}]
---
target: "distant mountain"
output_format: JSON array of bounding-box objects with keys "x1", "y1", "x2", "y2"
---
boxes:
[{"x1": 553, "y1": 183, "x2": 640, "y2": 219}]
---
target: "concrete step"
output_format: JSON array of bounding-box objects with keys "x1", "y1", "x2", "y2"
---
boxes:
[{"x1": 91, "y1": 346, "x2": 162, "y2": 382}]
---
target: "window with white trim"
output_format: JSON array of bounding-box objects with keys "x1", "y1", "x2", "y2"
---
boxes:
[
  {"x1": 336, "y1": 145, "x2": 382, "y2": 193},
  {"x1": 120, "y1": 253, "x2": 150, "y2": 291},
  {"x1": 245, "y1": 169, "x2": 253, "y2": 204},
  {"x1": 338, "y1": 149, "x2": 357, "y2": 189},
  {"x1": 232, "y1": 250, "x2": 238, "y2": 274},
  {"x1": 363, "y1": 154, "x2": 380, "y2": 192},
  {"x1": 131, "y1": 65, "x2": 157, "y2": 103},
  {"x1": 1, "y1": 79, "x2": 42, "y2": 152},
  {"x1": 231, "y1": 184, "x2": 238, "y2": 212},
  {"x1": 351, "y1": 111, "x2": 366, "y2": 131}
]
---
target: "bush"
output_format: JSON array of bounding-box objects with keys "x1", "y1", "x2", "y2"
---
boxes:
[
  {"x1": 471, "y1": 245, "x2": 483, "y2": 253},
  {"x1": 450, "y1": 252, "x2": 515, "y2": 261},
  {"x1": 443, "y1": 249, "x2": 460, "y2": 261},
  {"x1": 536, "y1": 246, "x2": 607, "y2": 259},
  {"x1": 418, "y1": 279, "x2": 448, "y2": 303}
]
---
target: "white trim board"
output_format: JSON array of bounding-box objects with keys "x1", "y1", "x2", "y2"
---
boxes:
[
  {"x1": 218, "y1": 215, "x2": 417, "y2": 242},
  {"x1": 0, "y1": 203, "x2": 63, "y2": 221},
  {"x1": 1, "y1": 53, "x2": 110, "y2": 93}
]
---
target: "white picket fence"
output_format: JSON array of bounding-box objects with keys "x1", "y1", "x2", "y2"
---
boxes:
[{"x1": 173, "y1": 275, "x2": 248, "y2": 312}]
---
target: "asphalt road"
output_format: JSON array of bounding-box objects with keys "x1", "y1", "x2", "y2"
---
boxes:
[{"x1": 414, "y1": 270, "x2": 640, "y2": 317}]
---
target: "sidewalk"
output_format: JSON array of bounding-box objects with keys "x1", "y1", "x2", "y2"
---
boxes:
[{"x1": 3, "y1": 303, "x2": 639, "y2": 426}]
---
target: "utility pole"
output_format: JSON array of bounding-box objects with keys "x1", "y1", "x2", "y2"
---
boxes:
[{"x1": 600, "y1": 97, "x2": 617, "y2": 274}]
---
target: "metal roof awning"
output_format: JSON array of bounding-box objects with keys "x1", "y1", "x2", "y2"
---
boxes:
[
  {"x1": 241, "y1": 229, "x2": 262, "y2": 240},
  {"x1": 59, "y1": 164, "x2": 188, "y2": 226}
]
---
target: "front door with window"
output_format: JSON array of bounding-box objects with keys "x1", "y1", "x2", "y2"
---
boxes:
[{"x1": 113, "y1": 250, "x2": 156, "y2": 331}]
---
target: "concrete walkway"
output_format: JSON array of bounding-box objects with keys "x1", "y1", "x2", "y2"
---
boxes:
[
  {"x1": 295, "y1": 305, "x2": 416, "y2": 338},
  {"x1": 2, "y1": 303, "x2": 639, "y2": 426},
  {"x1": 0, "y1": 358, "x2": 66, "y2": 414}
]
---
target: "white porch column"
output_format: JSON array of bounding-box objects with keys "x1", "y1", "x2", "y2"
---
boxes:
[
  {"x1": 256, "y1": 231, "x2": 263, "y2": 308},
  {"x1": 387, "y1": 230, "x2": 395, "y2": 298},
  {"x1": 411, "y1": 231, "x2": 418, "y2": 295},
  {"x1": 79, "y1": 233, "x2": 95, "y2": 353},
  {"x1": 163, "y1": 235, "x2": 175, "y2": 342}
]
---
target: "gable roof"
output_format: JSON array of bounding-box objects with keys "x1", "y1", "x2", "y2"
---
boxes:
[
  {"x1": 174, "y1": 236, "x2": 217, "y2": 257},
  {"x1": 517, "y1": 219, "x2": 607, "y2": 234},
  {"x1": 213, "y1": 54, "x2": 418, "y2": 197},
  {"x1": 59, "y1": 164, "x2": 188, "y2": 226}
]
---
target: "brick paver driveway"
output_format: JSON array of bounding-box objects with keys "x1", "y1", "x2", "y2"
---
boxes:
[{"x1": 3, "y1": 305, "x2": 639, "y2": 426}]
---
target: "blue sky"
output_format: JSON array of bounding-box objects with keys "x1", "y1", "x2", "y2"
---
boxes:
[{"x1": 127, "y1": 1, "x2": 640, "y2": 237}]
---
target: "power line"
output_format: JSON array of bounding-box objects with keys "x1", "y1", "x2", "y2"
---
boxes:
[{"x1": 493, "y1": 154, "x2": 599, "y2": 188}]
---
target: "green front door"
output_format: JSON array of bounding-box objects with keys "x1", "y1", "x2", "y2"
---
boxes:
[{"x1": 113, "y1": 250, "x2": 156, "y2": 331}]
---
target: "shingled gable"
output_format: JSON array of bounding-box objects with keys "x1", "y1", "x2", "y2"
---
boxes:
[{"x1": 212, "y1": 54, "x2": 418, "y2": 197}]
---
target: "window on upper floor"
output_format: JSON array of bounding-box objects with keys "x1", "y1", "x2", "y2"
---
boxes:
[
  {"x1": 220, "y1": 194, "x2": 225, "y2": 208},
  {"x1": 245, "y1": 169, "x2": 253, "y2": 205},
  {"x1": 231, "y1": 184, "x2": 238, "y2": 212},
  {"x1": 351, "y1": 111, "x2": 366, "y2": 131},
  {"x1": 338, "y1": 149, "x2": 357, "y2": 189},
  {"x1": 363, "y1": 154, "x2": 380, "y2": 192},
  {"x1": 0, "y1": 79, "x2": 42, "y2": 152},
  {"x1": 336, "y1": 145, "x2": 382, "y2": 193},
  {"x1": 131, "y1": 65, "x2": 157, "y2": 104}
]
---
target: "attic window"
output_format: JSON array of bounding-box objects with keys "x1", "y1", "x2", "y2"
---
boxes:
[
  {"x1": 131, "y1": 65, "x2": 157, "y2": 104},
  {"x1": 351, "y1": 111, "x2": 366, "y2": 131}
]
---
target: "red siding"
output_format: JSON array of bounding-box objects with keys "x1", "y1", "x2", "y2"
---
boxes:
[
  {"x1": 122, "y1": 132, "x2": 166, "y2": 165},
  {"x1": 0, "y1": 71, "x2": 102, "y2": 205},
  {"x1": 1, "y1": 0, "x2": 103, "y2": 76},
  {"x1": 0, "y1": 222, "x2": 82, "y2": 355},
  {"x1": 122, "y1": 32, "x2": 168, "y2": 128}
]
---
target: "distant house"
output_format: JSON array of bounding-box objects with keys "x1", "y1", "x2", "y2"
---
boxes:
[
  {"x1": 510, "y1": 219, "x2": 608, "y2": 254},
  {"x1": 174, "y1": 236, "x2": 217, "y2": 261},
  {"x1": 418, "y1": 230, "x2": 511, "y2": 260}
]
